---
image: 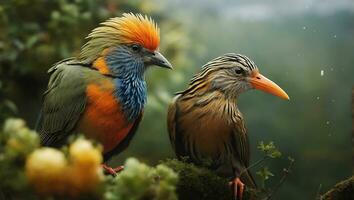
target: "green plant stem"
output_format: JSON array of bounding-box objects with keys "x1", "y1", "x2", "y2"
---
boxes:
[
  {"x1": 262, "y1": 158, "x2": 295, "y2": 200},
  {"x1": 240, "y1": 156, "x2": 270, "y2": 176}
]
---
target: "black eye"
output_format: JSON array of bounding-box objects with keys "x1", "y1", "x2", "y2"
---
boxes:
[
  {"x1": 235, "y1": 68, "x2": 244, "y2": 74},
  {"x1": 131, "y1": 44, "x2": 142, "y2": 52}
]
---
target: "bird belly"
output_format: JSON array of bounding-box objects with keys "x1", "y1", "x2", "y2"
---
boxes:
[
  {"x1": 180, "y1": 111, "x2": 233, "y2": 167},
  {"x1": 77, "y1": 83, "x2": 133, "y2": 153}
]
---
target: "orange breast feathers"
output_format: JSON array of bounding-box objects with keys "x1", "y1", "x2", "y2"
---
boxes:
[{"x1": 77, "y1": 82, "x2": 134, "y2": 153}]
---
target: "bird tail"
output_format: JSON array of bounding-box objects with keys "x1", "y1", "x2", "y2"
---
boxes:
[{"x1": 240, "y1": 169, "x2": 257, "y2": 188}]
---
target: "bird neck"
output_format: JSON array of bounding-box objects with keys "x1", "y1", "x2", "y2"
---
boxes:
[
  {"x1": 89, "y1": 47, "x2": 146, "y2": 122},
  {"x1": 182, "y1": 85, "x2": 243, "y2": 125},
  {"x1": 99, "y1": 53, "x2": 146, "y2": 122},
  {"x1": 114, "y1": 71, "x2": 147, "y2": 121},
  {"x1": 113, "y1": 74, "x2": 147, "y2": 122},
  {"x1": 180, "y1": 69, "x2": 245, "y2": 125}
]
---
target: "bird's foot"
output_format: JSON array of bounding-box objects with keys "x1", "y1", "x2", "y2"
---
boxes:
[
  {"x1": 229, "y1": 177, "x2": 245, "y2": 200},
  {"x1": 101, "y1": 164, "x2": 124, "y2": 176}
]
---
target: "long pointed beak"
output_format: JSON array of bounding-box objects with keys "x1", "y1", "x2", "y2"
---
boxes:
[
  {"x1": 249, "y1": 72, "x2": 290, "y2": 100},
  {"x1": 150, "y1": 51, "x2": 173, "y2": 69}
]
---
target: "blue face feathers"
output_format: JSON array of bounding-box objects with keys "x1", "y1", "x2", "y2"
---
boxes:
[{"x1": 106, "y1": 46, "x2": 147, "y2": 121}]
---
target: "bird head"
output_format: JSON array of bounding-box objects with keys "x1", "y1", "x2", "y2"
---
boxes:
[
  {"x1": 201, "y1": 53, "x2": 289, "y2": 100},
  {"x1": 80, "y1": 13, "x2": 172, "y2": 77}
]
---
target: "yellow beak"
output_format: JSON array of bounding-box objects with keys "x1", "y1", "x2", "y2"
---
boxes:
[{"x1": 249, "y1": 72, "x2": 290, "y2": 100}]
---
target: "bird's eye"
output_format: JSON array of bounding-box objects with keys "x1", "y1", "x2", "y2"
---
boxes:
[
  {"x1": 235, "y1": 68, "x2": 244, "y2": 74},
  {"x1": 131, "y1": 44, "x2": 142, "y2": 52}
]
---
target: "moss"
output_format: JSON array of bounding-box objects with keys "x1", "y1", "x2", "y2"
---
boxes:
[
  {"x1": 162, "y1": 159, "x2": 256, "y2": 200},
  {"x1": 104, "y1": 158, "x2": 178, "y2": 200}
]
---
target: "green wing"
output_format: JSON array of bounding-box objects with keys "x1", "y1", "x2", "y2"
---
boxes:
[{"x1": 36, "y1": 59, "x2": 88, "y2": 147}]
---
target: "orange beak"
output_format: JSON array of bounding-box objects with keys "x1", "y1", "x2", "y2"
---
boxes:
[{"x1": 249, "y1": 72, "x2": 290, "y2": 100}]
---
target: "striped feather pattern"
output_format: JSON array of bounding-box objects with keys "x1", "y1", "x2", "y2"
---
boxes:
[{"x1": 168, "y1": 53, "x2": 257, "y2": 188}]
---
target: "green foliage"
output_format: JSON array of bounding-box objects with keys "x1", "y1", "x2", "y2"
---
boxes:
[
  {"x1": 0, "y1": 118, "x2": 39, "y2": 199},
  {"x1": 257, "y1": 141, "x2": 282, "y2": 159},
  {"x1": 0, "y1": 118, "x2": 178, "y2": 200},
  {"x1": 256, "y1": 167, "x2": 274, "y2": 182},
  {"x1": 0, "y1": 118, "x2": 296, "y2": 200},
  {"x1": 254, "y1": 141, "x2": 287, "y2": 191},
  {"x1": 251, "y1": 141, "x2": 282, "y2": 187},
  {"x1": 0, "y1": 81, "x2": 17, "y2": 123},
  {"x1": 104, "y1": 158, "x2": 178, "y2": 200}
]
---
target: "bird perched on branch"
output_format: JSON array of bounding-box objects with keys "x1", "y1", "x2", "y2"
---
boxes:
[
  {"x1": 167, "y1": 53, "x2": 289, "y2": 199},
  {"x1": 36, "y1": 13, "x2": 172, "y2": 174}
]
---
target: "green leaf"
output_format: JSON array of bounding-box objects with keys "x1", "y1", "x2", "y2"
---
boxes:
[
  {"x1": 288, "y1": 156, "x2": 295, "y2": 162},
  {"x1": 256, "y1": 167, "x2": 274, "y2": 181},
  {"x1": 257, "y1": 141, "x2": 282, "y2": 158}
]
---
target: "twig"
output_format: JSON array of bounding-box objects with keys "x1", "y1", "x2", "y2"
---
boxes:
[
  {"x1": 262, "y1": 158, "x2": 295, "y2": 200},
  {"x1": 315, "y1": 184, "x2": 322, "y2": 200},
  {"x1": 240, "y1": 156, "x2": 270, "y2": 176}
]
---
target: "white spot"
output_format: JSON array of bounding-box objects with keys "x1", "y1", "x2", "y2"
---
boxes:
[
  {"x1": 330, "y1": 68, "x2": 334, "y2": 71},
  {"x1": 326, "y1": 121, "x2": 330, "y2": 125},
  {"x1": 302, "y1": 26, "x2": 307, "y2": 30},
  {"x1": 320, "y1": 70, "x2": 324, "y2": 76},
  {"x1": 334, "y1": 35, "x2": 337, "y2": 38},
  {"x1": 316, "y1": 96, "x2": 320, "y2": 100}
]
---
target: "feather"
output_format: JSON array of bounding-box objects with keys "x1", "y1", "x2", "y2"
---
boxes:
[
  {"x1": 80, "y1": 13, "x2": 160, "y2": 63},
  {"x1": 167, "y1": 54, "x2": 260, "y2": 189}
]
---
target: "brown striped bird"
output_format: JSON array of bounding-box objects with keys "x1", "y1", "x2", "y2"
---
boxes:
[{"x1": 167, "y1": 53, "x2": 289, "y2": 199}]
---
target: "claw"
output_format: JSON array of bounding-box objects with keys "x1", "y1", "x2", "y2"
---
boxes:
[
  {"x1": 229, "y1": 178, "x2": 245, "y2": 200},
  {"x1": 101, "y1": 164, "x2": 124, "y2": 176}
]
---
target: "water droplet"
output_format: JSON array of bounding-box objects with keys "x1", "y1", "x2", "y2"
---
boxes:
[
  {"x1": 302, "y1": 26, "x2": 307, "y2": 30},
  {"x1": 316, "y1": 97, "x2": 320, "y2": 100},
  {"x1": 326, "y1": 121, "x2": 330, "y2": 125},
  {"x1": 333, "y1": 35, "x2": 337, "y2": 38},
  {"x1": 320, "y1": 70, "x2": 324, "y2": 76}
]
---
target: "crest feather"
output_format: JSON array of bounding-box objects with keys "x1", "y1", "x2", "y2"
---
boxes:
[{"x1": 80, "y1": 13, "x2": 160, "y2": 62}]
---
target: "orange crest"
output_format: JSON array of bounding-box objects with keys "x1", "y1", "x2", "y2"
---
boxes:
[
  {"x1": 80, "y1": 13, "x2": 160, "y2": 62},
  {"x1": 117, "y1": 13, "x2": 160, "y2": 51}
]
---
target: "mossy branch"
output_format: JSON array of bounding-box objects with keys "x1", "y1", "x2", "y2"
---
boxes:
[
  {"x1": 319, "y1": 176, "x2": 354, "y2": 200},
  {"x1": 0, "y1": 118, "x2": 299, "y2": 200}
]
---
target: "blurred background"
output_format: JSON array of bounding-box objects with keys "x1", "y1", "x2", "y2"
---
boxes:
[{"x1": 0, "y1": 0, "x2": 353, "y2": 199}]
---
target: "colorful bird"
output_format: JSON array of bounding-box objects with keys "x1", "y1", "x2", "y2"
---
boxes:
[
  {"x1": 167, "y1": 53, "x2": 289, "y2": 199},
  {"x1": 36, "y1": 13, "x2": 172, "y2": 174}
]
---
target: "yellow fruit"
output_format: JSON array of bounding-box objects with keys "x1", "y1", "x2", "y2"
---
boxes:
[
  {"x1": 67, "y1": 139, "x2": 104, "y2": 196},
  {"x1": 25, "y1": 148, "x2": 68, "y2": 195},
  {"x1": 69, "y1": 139, "x2": 102, "y2": 168},
  {"x1": 25, "y1": 139, "x2": 104, "y2": 197},
  {"x1": 66, "y1": 165, "x2": 104, "y2": 196},
  {"x1": 3, "y1": 118, "x2": 26, "y2": 133}
]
